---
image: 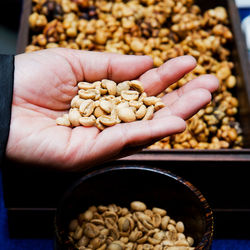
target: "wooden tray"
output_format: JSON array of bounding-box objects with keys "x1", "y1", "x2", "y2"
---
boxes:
[
  {"x1": 3, "y1": 0, "x2": 250, "y2": 239},
  {"x1": 16, "y1": 0, "x2": 250, "y2": 161}
]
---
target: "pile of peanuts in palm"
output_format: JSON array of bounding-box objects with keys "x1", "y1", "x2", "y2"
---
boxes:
[
  {"x1": 28, "y1": 0, "x2": 243, "y2": 149},
  {"x1": 56, "y1": 79, "x2": 165, "y2": 130},
  {"x1": 67, "y1": 201, "x2": 195, "y2": 250}
]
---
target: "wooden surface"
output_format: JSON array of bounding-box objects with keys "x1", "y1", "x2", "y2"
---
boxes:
[
  {"x1": 120, "y1": 149, "x2": 250, "y2": 161},
  {"x1": 15, "y1": 0, "x2": 250, "y2": 159}
]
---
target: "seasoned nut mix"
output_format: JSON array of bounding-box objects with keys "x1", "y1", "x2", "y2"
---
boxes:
[
  {"x1": 67, "y1": 201, "x2": 195, "y2": 249},
  {"x1": 29, "y1": 0, "x2": 243, "y2": 149},
  {"x1": 56, "y1": 79, "x2": 165, "y2": 130}
]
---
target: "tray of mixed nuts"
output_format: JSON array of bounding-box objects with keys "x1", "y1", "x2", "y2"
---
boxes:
[{"x1": 16, "y1": 0, "x2": 250, "y2": 161}]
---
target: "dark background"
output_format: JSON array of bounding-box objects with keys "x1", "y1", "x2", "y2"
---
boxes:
[
  {"x1": 1, "y1": 0, "x2": 250, "y2": 249},
  {"x1": 0, "y1": 0, "x2": 22, "y2": 54}
]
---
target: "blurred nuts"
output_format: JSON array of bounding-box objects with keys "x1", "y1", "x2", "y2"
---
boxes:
[{"x1": 68, "y1": 201, "x2": 195, "y2": 249}]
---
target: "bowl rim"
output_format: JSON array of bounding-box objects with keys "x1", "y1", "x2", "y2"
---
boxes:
[{"x1": 55, "y1": 165, "x2": 214, "y2": 250}]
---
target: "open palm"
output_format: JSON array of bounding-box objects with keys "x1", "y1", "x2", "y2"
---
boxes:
[{"x1": 6, "y1": 48, "x2": 218, "y2": 170}]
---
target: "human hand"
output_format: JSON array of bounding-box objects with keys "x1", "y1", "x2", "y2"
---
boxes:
[{"x1": 6, "y1": 48, "x2": 218, "y2": 170}]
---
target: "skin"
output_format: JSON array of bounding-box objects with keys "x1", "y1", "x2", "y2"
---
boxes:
[{"x1": 6, "y1": 48, "x2": 219, "y2": 171}]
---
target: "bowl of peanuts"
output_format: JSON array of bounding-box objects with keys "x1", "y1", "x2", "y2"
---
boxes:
[{"x1": 55, "y1": 166, "x2": 213, "y2": 250}]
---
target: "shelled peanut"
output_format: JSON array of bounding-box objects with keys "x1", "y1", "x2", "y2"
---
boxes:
[
  {"x1": 56, "y1": 79, "x2": 165, "y2": 130},
  {"x1": 67, "y1": 201, "x2": 195, "y2": 250},
  {"x1": 28, "y1": 0, "x2": 243, "y2": 148}
]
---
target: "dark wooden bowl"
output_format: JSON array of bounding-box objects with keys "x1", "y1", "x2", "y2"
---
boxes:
[{"x1": 54, "y1": 166, "x2": 213, "y2": 249}]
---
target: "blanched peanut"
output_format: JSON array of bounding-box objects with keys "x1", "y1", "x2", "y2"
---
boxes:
[
  {"x1": 99, "y1": 115, "x2": 117, "y2": 126},
  {"x1": 176, "y1": 221, "x2": 185, "y2": 233},
  {"x1": 152, "y1": 207, "x2": 167, "y2": 216},
  {"x1": 100, "y1": 100, "x2": 113, "y2": 113},
  {"x1": 56, "y1": 115, "x2": 71, "y2": 127},
  {"x1": 78, "y1": 82, "x2": 95, "y2": 90},
  {"x1": 187, "y1": 236, "x2": 194, "y2": 246},
  {"x1": 138, "y1": 92, "x2": 147, "y2": 102},
  {"x1": 121, "y1": 90, "x2": 139, "y2": 101},
  {"x1": 102, "y1": 79, "x2": 117, "y2": 95},
  {"x1": 143, "y1": 106, "x2": 154, "y2": 120},
  {"x1": 129, "y1": 101, "x2": 143, "y2": 109},
  {"x1": 79, "y1": 89, "x2": 100, "y2": 100},
  {"x1": 111, "y1": 108, "x2": 121, "y2": 123},
  {"x1": 143, "y1": 97, "x2": 161, "y2": 106},
  {"x1": 117, "y1": 81, "x2": 130, "y2": 95},
  {"x1": 78, "y1": 235, "x2": 89, "y2": 247},
  {"x1": 154, "y1": 102, "x2": 165, "y2": 111},
  {"x1": 95, "y1": 117, "x2": 106, "y2": 130},
  {"x1": 69, "y1": 108, "x2": 81, "y2": 126},
  {"x1": 117, "y1": 102, "x2": 129, "y2": 110},
  {"x1": 130, "y1": 201, "x2": 147, "y2": 211},
  {"x1": 71, "y1": 95, "x2": 84, "y2": 108},
  {"x1": 161, "y1": 216, "x2": 170, "y2": 230},
  {"x1": 136, "y1": 105, "x2": 147, "y2": 119},
  {"x1": 74, "y1": 226, "x2": 83, "y2": 240},
  {"x1": 94, "y1": 106, "x2": 107, "y2": 118},
  {"x1": 118, "y1": 108, "x2": 136, "y2": 122},
  {"x1": 79, "y1": 115, "x2": 96, "y2": 126},
  {"x1": 107, "y1": 242, "x2": 123, "y2": 250},
  {"x1": 174, "y1": 239, "x2": 189, "y2": 246},
  {"x1": 79, "y1": 100, "x2": 95, "y2": 116},
  {"x1": 129, "y1": 80, "x2": 144, "y2": 93}
]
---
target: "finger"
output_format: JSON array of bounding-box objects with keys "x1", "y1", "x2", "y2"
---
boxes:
[
  {"x1": 94, "y1": 116, "x2": 186, "y2": 152},
  {"x1": 52, "y1": 48, "x2": 154, "y2": 83},
  {"x1": 161, "y1": 74, "x2": 219, "y2": 106},
  {"x1": 139, "y1": 55, "x2": 197, "y2": 96},
  {"x1": 154, "y1": 88, "x2": 212, "y2": 120},
  {"x1": 64, "y1": 116, "x2": 186, "y2": 171}
]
